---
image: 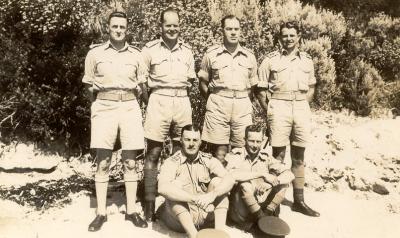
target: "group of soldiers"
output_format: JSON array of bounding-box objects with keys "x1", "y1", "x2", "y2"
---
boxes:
[{"x1": 82, "y1": 7, "x2": 320, "y2": 238}]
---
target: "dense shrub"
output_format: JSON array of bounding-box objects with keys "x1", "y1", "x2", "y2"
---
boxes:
[{"x1": 0, "y1": 0, "x2": 399, "y2": 152}]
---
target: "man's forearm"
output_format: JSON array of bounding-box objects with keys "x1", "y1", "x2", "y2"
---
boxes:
[
  {"x1": 85, "y1": 84, "x2": 97, "y2": 102},
  {"x1": 199, "y1": 80, "x2": 209, "y2": 99},
  {"x1": 158, "y1": 183, "x2": 195, "y2": 203},
  {"x1": 211, "y1": 174, "x2": 235, "y2": 197},
  {"x1": 307, "y1": 87, "x2": 315, "y2": 103},
  {"x1": 276, "y1": 170, "x2": 295, "y2": 185},
  {"x1": 231, "y1": 170, "x2": 264, "y2": 182}
]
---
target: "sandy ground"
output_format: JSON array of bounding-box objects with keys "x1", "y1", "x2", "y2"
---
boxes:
[
  {"x1": 1, "y1": 111, "x2": 400, "y2": 238},
  {"x1": 1, "y1": 189, "x2": 399, "y2": 238}
]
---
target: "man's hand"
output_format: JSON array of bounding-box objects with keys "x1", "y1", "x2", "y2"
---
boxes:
[
  {"x1": 264, "y1": 174, "x2": 279, "y2": 186},
  {"x1": 194, "y1": 192, "x2": 217, "y2": 210},
  {"x1": 255, "y1": 182, "x2": 272, "y2": 196}
]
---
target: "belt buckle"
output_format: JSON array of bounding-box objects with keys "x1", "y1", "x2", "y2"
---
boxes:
[
  {"x1": 232, "y1": 90, "x2": 237, "y2": 98},
  {"x1": 174, "y1": 89, "x2": 178, "y2": 96}
]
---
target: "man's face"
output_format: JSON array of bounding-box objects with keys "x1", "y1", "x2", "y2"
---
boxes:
[
  {"x1": 223, "y1": 18, "x2": 241, "y2": 45},
  {"x1": 161, "y1": 12, "x2": 180, "y2": 42},
  {"x1": 245, "y1": 131, "x2": 264, "y2": 157},
  {"x1": 280, "y1": 27, "x2": 300, "y2": 51},
  {"x1": 181, "y1": 130, "x2": 201, "y2": 158},
  {"x1": 108, "y1": 17, "x2": 127, "y2": 43}
]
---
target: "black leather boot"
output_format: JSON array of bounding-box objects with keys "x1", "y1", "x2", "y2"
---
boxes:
[
  {"x1": 292, "y1": 189, "x2": 320, "y2": 217},
  {"x1": 144, "y1": 201, "x2": 156, "y2": 222}
]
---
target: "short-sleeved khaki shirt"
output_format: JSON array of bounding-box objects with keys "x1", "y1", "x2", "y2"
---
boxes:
[
  {"x1": 225, "y1": 147, "x2": 287, "y2": 176},
  {"x1": 198, "y1": 44, "x2": 258, "y2": 91},
  {"x1": 82, "y1": 41, "x2": 147, "y2": 91},
  {"x1": 258, "y1": 49, "x2": 316, "y2": 92},
  {"x1": 158, "y1": 150, "x2": 228, "y2": 194},
  {"x1": 141, "y1": 38, "x2": 196, "y2": 89}
]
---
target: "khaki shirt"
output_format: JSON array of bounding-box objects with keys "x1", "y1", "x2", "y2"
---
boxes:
[
  {"x1": 141, "y1": 38, "x2": 196, "y2": 89},
  {"x1": 158, "y1": 150, "x2": 227, "y2": 194},
  {"x1": 198, "y1": 44, "x2": 258, "y2": 91},
  {"x1": 225, "y1": 147, "x2": 288, "y2": 176},
  {"x1": 258, "y1": 49, "x2": 316, "y2": 92},
  {"x1": 82, "y1": 41, "x2": 147, "y2": 91}
]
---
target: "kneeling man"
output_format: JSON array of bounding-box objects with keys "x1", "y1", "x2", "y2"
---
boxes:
[
  {"x1": 226, "y1": 125, "x2": 294, "y2": 230},
  {"x1": 158, "y1": 125, "x2": 234, "y2": 238}
]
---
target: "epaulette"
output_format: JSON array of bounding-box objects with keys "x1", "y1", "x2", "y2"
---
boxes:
[
  {"x1": 128, "y1": 44, "x2": 141, "y2": 53},
  {"x1": 231, "y1": 147, "x2": 243, "y2": 155},
  {"x1": 206, "y1": 44, "x2": 221, "y2": 53},
  {"x1": 144, "y1": 39, "x2": 161, "y2": 48},
  {"x1": 89, "y1": 42, "x2": 106, "y2": 49},
  {"x1": 242, "y1": 46, "x2": 254, "y2": 55},
  {"x1": 266, "y1": 50, "x2": 279, "y2": 58},
  {"x1": 169, "y1": 150, "x2": 182, "y2": 162},
  {"x1": 199, "y1": 151, "x2": 212, "y2": 160},
  {"x1": 181, "y1": 42, "x2": 192, "y2": 49},
  {"x1": 300, "y1": 51, "x2": 312, "y2": 59}
]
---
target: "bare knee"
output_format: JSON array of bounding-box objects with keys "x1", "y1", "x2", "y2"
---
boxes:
[
  {"x1": 239, "y1": 182, "x2": 254, "y2": 195},
  {"x1": 272, "y1": 146, "x2": 286, "y2": 162},
  {"x1": 96, "y1": 159, "x2": 111, "y2": 175}
]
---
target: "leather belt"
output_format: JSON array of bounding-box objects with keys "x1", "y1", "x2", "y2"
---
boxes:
[
  {"x1": 97, "y1": 91, "x2": 136, "y2": 101},
  {"x1": 213, "y1": 89, "x2": 249, "y2": 98},
  {"x1": 271, "y1": 91, "x2": 307, "y2": 101},
  {"x1": 152, "y1": 88, "x2": 187, "y2": 97}
]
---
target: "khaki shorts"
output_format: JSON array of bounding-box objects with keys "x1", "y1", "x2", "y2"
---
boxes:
[
  {"x1": 267, "y1": 99, "x2": 311, "y2": 147},
  {"x1": 202, "y1": 94, "x2": 252, "y2": 147},
  {"x1": 90, "y1": 99, "x2": 144, "y2": 150},
  {"x1": 144, "y1": 93, "x2": 192, "y2": 142}
]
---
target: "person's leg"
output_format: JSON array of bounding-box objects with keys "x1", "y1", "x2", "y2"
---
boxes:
[
  {"x1": 122, "y1": 150, "x2": 148, "y2": 228},
  {"x1": 208, "y1": 143, "x2": 229, "y2": 165},
  {"x1": 272, "y1": 146, "x2": 286, "y2": 162},
  {"x1": 88, "y1": 148, "x2": 112, "y2": 231},
  {"x1": 143, "y1": 139, "x2": 163, "y2": 221},
  {"x1": 168, "y1": 200, "x2": 198, "y2": 238},
  {"x1": 261, "y1": 184, "x2": 288, "y2": 216},
  {"x1": 206, "y1": 177, "x2": 229, "y2": 230},
  {"x1": 290, "y1": 145, "x2": 319, "y2": 216},
  {"x1": 238, "y1": 182, "x2": 265, "y2": 221}
]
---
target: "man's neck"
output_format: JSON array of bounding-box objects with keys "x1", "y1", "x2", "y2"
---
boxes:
[
  {"x1": 184, "y1": 152, "x2": 198, "y2": 163},
  {"x1": 245, "y1": 148, "x2": 258, "y2": 161},
  {"x1": 110, "y1": 40, "x2": 125, "y2": 51},
  {"x1": 224, "y1": 41, "x2": 239, "y2": 54},
  {"x1": 283, "y1": 47, "x2": 298, "y2": 57},
  {"x1": 162, "y1": 37, "x2": 178, "y2": 50}
]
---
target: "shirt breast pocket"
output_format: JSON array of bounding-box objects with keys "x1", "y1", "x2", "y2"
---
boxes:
[
  {"x1": 176, "y1": 57, "x2": 190, "y2": 76},
  {"x1": 122, "y1": 63, "x2": 138, "y2": 80},
  {"x1": 150, "y1": 57, "x2": 169, "y2": 77},
  {"x1": 297, "y1": 65, "x2": 312, "y2": 91},
  {"x1": 95, "y1": 60, "x2": 112, "y2": 77},
  {"x1": 211, "y1": 61, "x2": 229, "y2": 83},
  {"x1": 269, "y1": 65, "x2": 288, "y2": 90}
]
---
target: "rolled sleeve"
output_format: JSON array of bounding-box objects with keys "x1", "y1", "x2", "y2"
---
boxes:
[
  {"x1": 257, "y1": 58, "x2": 271, "y2": 89},
  {"x1": 82, "y1": 51, "x2": 95, "y2": 85},
  {"x1": 268, "y1": 157, "x2": 287, "y2": 176},
  {"x1": 197, "y1": 54, "x2": 210, "y2": 82},
  {"x1": 208, "y1": 157, "x2": 228, "y2": 177},
  {"x1": 158, "y1": 159, "x2": 178, "y2": 183},
  {"x1": 308, "y1": 60, "x2": 316, "y2": 86},
  {"x1": 136, "y1": 55, "x2": 148, "y2": 84},
  {"x1": 249, "y1": 54, "x2": 259, "y2": 86}
]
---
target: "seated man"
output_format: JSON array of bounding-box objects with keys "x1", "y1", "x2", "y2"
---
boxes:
[
  {"x1": 157, "y1": 125, "x2": 235, "y2": 238},
  {"x1": 226, "y1": 125, "x2": 294, "y2": 230}
]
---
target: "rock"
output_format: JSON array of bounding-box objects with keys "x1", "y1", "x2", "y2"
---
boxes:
[
  {"x1": 347, "y1": 175, "x2": 370, "y2": 191},
  {"x1": 372, "y1": 183, "x2": 389, "y2": 195}
]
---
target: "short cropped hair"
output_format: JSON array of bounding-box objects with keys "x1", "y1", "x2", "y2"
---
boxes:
[
  {"x1": 245, "y1": 124, "x2": 265, "y2": 138},
  {"x1": 160, "y1": 7, "x2": 180, "y2": 24},
  {"x1": 279, "y1": 21, "x2": 301, "y2": 35},
  {"x1": 221, "y1": 15, "x2": 240, "y2": 28},
  {"x1": 108, "y1": 11, "x2": 127, "y2": 24},
  {"x1": 181, "y1": 124, "x2": 201, "y2": 136}
]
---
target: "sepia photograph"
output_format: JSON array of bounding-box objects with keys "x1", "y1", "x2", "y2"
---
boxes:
[{"x1": 0, "y1": 0, "x2": 399, "y2": 237}]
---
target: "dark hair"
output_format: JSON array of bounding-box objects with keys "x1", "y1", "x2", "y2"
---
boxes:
[
  {"x1": 160, "y1": 7, "x2": 180, "y2": 24},
  {"x1": 245, "y1": 124, "x2": 265, "y2": 138},
  {"x1": 279, "y1": 21, "x2": 301, "y2": 35},
  {"x1": 108, "y1": 11, "x2": 127, "y2": 24},
  {"x1": 221, "y1": 15, "x2": 240, "y2": 28},
  {"x1": 181, "y1": 124, "x2": 200, "y2": 136}
]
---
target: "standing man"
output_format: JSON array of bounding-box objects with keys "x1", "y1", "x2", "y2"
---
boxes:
[
  {"x1": 82, "y1": 11, "x2": 148, "y2": 231},
  {"x1": 198, "y1": 15, "x2": 259, "y2": 161},
  {"x1": 141, "y1": 7, "x2": 196, "y2": 222},
  {"x1": 157, "y1": 125, "x2": 234, "y2": 238},
  {"x1": 257, "y1": 21, "x2": 320, "y2": 217},
  {"x1": 225, "y1": 125, "x2": 294, "y2": 230}
]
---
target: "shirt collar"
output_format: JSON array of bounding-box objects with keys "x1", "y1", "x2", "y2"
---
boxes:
[
  {"x1": 243, "y1": 147, "x2": 266, "y2": 162},
  {"x1": 105, "y1": 40, "x2": 129, "y2": 52},
  {"x1": 160, "y1": 37, "x2": 183, "y2": 51},
  {"x1": 179, "y1": 150, "x2": 202, "y2": 164},
  {"x1": 280, "y1": 48, "x2": 301, "y2": 58},
  {"x1": 216, "y1": 44, "x2": 247, "y2": 57}
]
